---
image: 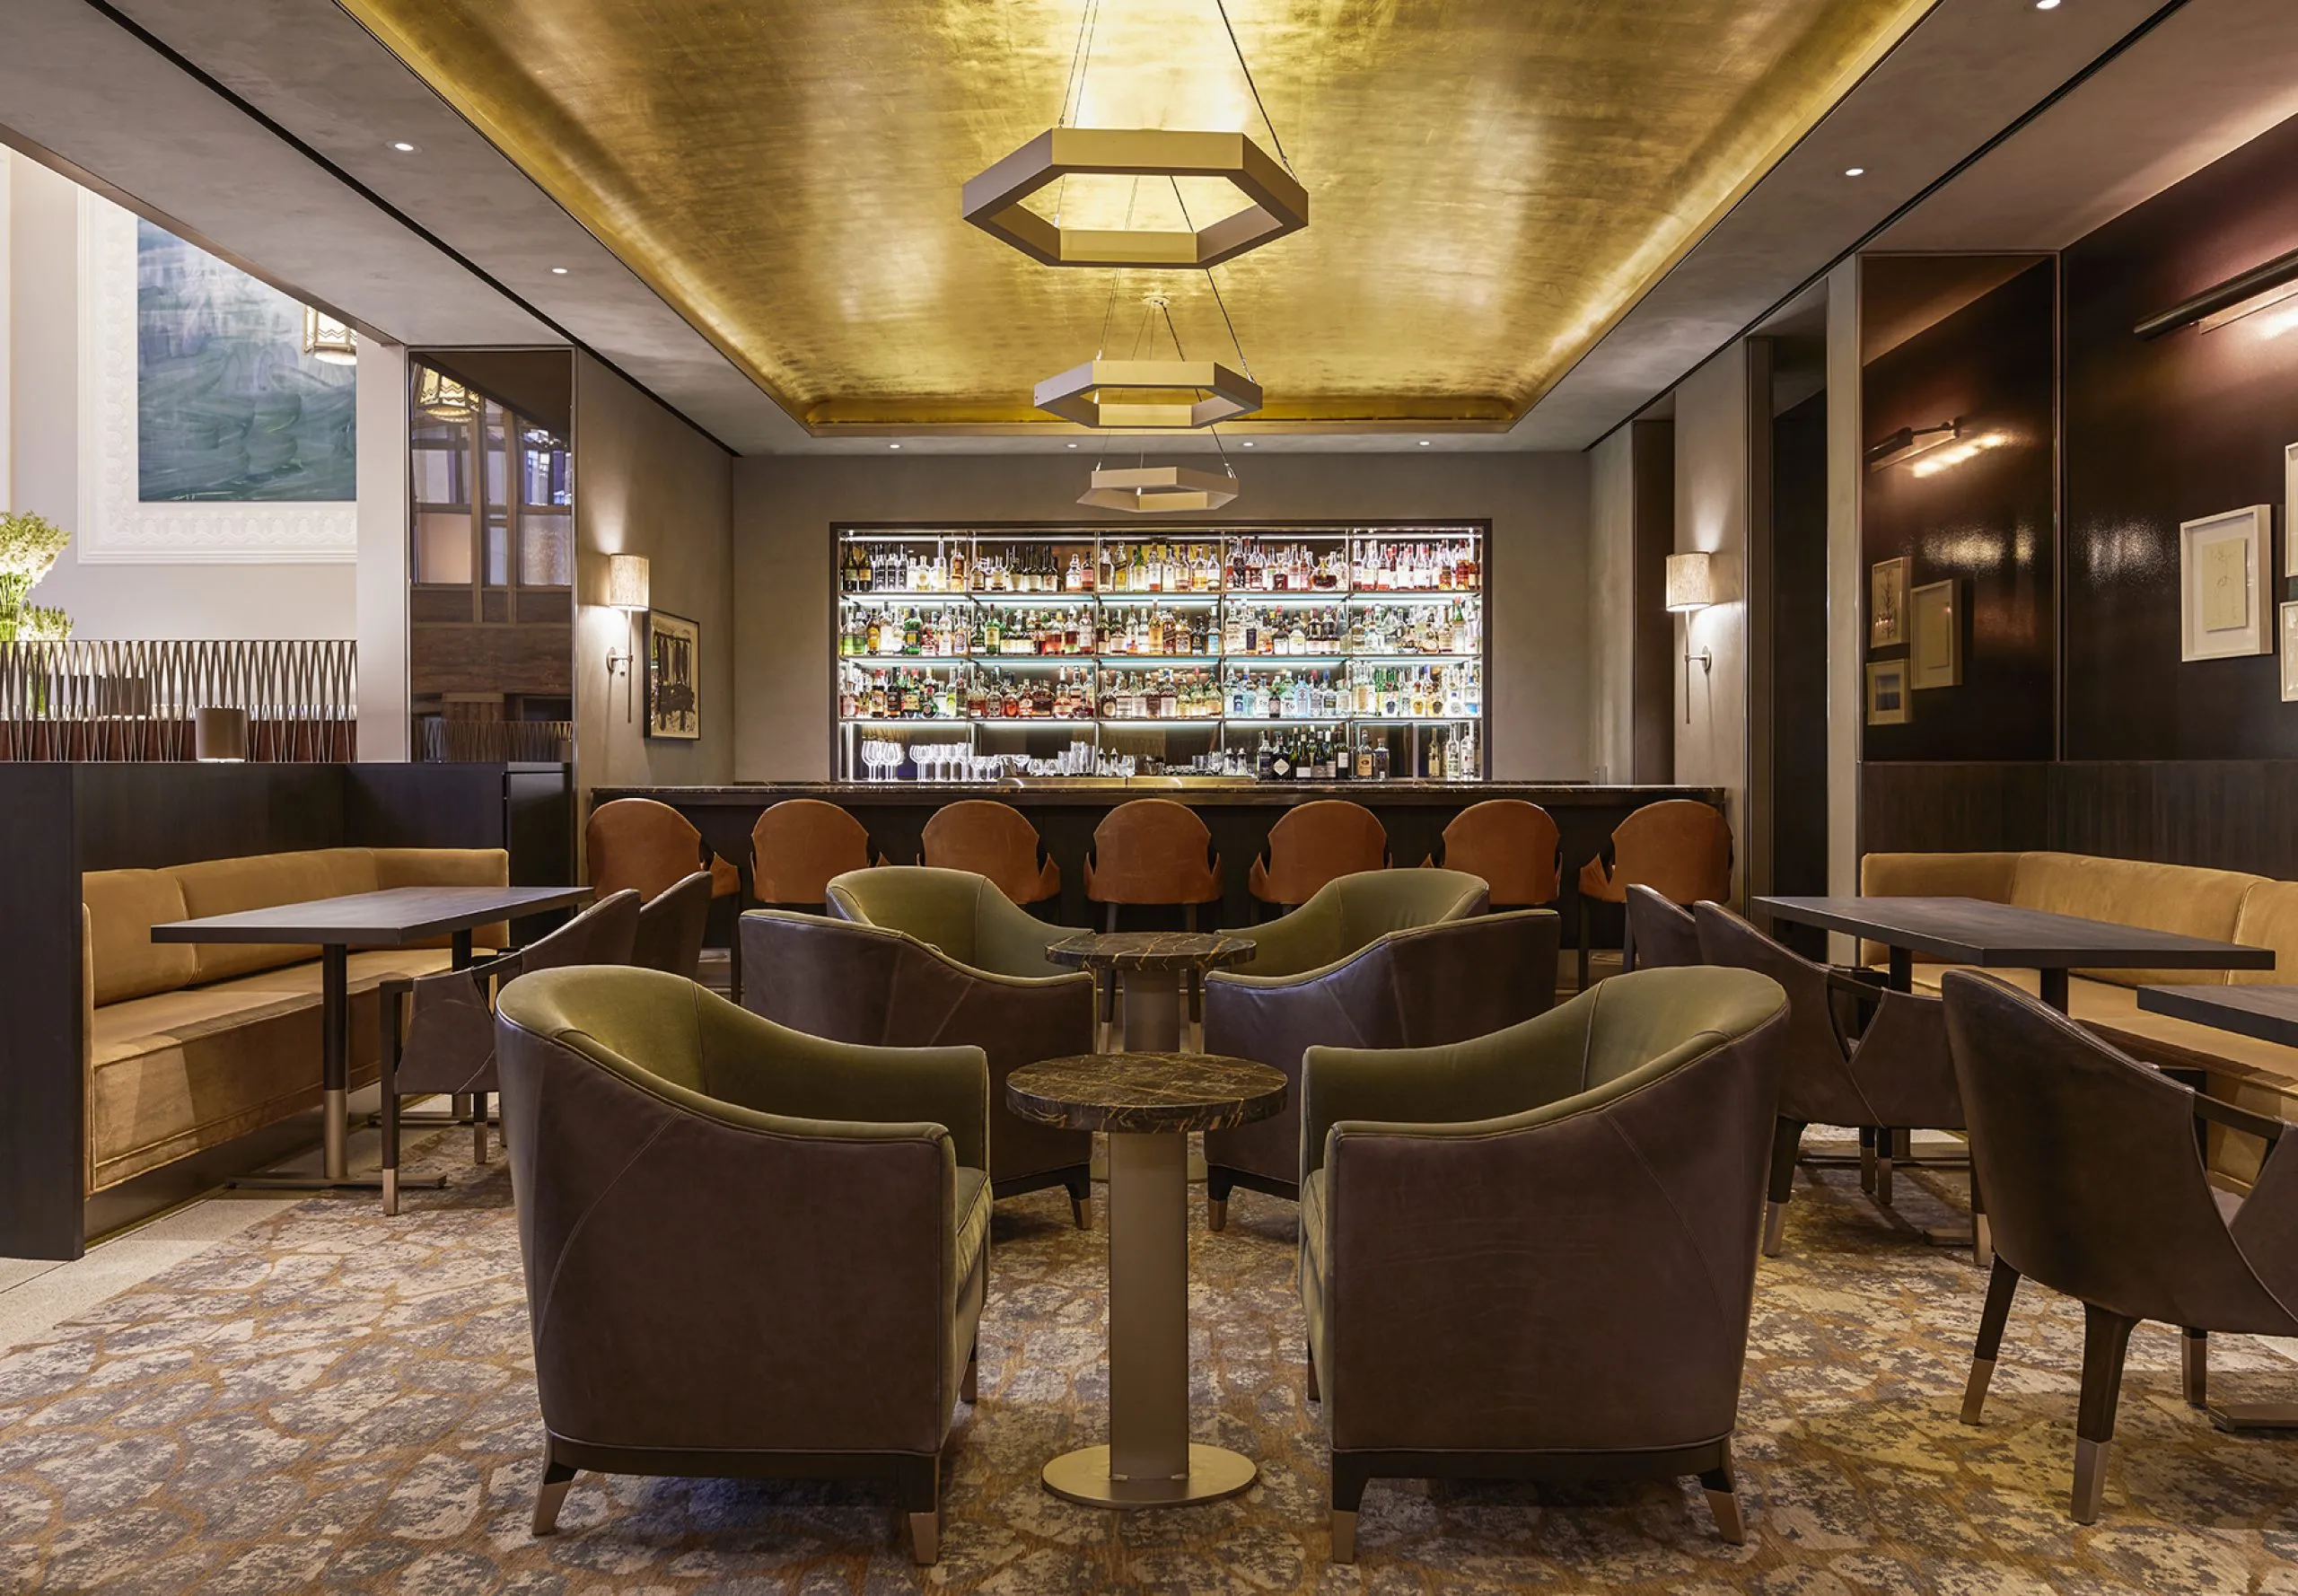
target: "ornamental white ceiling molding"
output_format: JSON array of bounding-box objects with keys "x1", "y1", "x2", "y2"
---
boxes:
[{"x1": 75, "y1": 193, "x2": 355, "y2": 565}]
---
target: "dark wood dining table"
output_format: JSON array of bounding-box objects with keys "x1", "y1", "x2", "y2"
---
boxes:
[
  {"x1": 1752, "y1": 895, "x2": 2274, "y2": 1012},
  {"x1": 152, "y1": 884, "x2": 592, "y2": 1189}
]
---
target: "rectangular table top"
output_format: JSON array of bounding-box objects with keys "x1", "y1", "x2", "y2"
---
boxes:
[
  {"x1": 1753, "y1": 895, "x2": 2276, "y2": 973},
  {"x1": 2137, "y1": 984, "x2": 2298, "y2": 1049},
  {"x1": 152, "y1": 884, "x2": 592, "y2": 946}
]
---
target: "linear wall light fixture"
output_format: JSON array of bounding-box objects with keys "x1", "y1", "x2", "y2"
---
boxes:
[
  {"x1": 1865, "y1": 419, "x2": 1961, "y2": 473},
  {"x1": 1664, "y1": 553, "x2": 1715, "y2": 725},
  {"x1": 2136, "y1": 245, "x2": 2298, "y2": 339}
]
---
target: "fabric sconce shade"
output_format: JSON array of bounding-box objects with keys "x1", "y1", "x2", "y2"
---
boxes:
[
  {"x1": 1665, "y1": 553, "x2": 1715, "y2": 612},
  {"x1": 195, "y1": 707, "x2": 249, "y2": 763},
  {"x1": 606, "y1": 554, "x2": 652, "y2": 611}
]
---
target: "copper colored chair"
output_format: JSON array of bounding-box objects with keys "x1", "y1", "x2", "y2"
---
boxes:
[
  {"x1": 1624, "y1": 883, "x2": 1702, "y2": 971},
  {"x1": 1574, "y1": 799, "x2": 1732, "y2": 991},
  {"x1": 1697, "y1": 902, "x2": 1968, "y2": 1260},
  {"x1": 919, "y1": 800, "x2": 1059, "y2": 907},
  {"x1": 1945, "y1": 969, "x2": 2298, "y2": 1523},
  {"x1": 1423, "y1": 799, "x2": 1559, "y2": 908},
  {"x1": 750, "y1": 799, "x2": 876, "y2": 911},
  {"x1": 1249, "y1": 800, "x2": 1388, "y2": 915},
  {"x1": 587, "y1": 797, "x2": 741, "y2": 903},
  {"x1": 1084, "y1": 799, "x2": 1223, "y2": 932}
]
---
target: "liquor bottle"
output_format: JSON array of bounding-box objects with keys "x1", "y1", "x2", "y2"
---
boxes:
[
  {"x1": 1373, "y1": 742, "x2": 1390, "y2": 780},
  {"x1": 1353, "y1": 737, "x2": 1373, "y2": 780},
  {"x1": 1268, "y1": 736, "x2": 1294, "y2": 781}
]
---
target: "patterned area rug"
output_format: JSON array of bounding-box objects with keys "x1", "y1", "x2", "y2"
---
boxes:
[{"x1": 4, "y1": 1135, "x2": 2298, "y2": 1593}]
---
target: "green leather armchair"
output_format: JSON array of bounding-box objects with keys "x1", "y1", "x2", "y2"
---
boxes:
[
  {"x1": 494, "y1": 966, "x2": 989, "y2": 1565},
  {"x1": 1298, "y1": 964, "x2": 1787, "y2": 1562},
  {"x1": 827, "y1": 864, "x2": 1072, "y2": 978},
  {"x1": 1202, "y1": 868, "x2": 1512, "y2": 1223}
]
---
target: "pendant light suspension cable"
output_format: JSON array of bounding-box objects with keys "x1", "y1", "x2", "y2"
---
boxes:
[{"x1": 1214, "y1": 0, "x2": 1292, "y2": 175}]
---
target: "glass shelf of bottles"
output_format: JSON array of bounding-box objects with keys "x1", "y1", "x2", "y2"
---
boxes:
[{"x1": 833, "y1": 526, "x2": 1486, "y2": 782}]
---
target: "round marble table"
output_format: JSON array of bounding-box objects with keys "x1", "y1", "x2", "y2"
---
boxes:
[
  {"x1": 1007, "y1": 1052, "x2": 1287, "y2": 1509},
  {"x1": 1044, "y1": 931, "x2": 1256, "y2": 1053}
]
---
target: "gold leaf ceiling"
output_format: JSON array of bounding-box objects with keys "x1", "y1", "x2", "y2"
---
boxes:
[{"x1": 340, "y1": 0, "x2": 1932, "y2": 434}]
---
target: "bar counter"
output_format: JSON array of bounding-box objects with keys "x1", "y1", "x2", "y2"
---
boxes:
[{"x1": 596, "y1": 781, "x2": 1724, "y2": 933}]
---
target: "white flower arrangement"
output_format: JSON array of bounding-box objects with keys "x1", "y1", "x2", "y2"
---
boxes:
[
  {"x1": 16, "y1": 606, "x2": 72, "y2": 642},
  {"x1": 0, "y1": 511, "x2": 69, "y2": 584}
]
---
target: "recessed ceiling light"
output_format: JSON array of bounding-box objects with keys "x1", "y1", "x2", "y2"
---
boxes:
[
  {"x1": 1066, "y1": 442, "x2": 1078, "y2": 449},
  {"x1": 1418, "y1": 439, "x2": 1432, "y2": 446},
  {"x1": 1844, "y1": 166, "x2": 1866, "y2": 177},
  {"x1": 889, "y1": 443, "x2": 902, "y2": 450},
  {"x1": 549, "y1": 266, "x2": 569, "y2": 275},
  {"x1": 1241, "y1": 440, "x2": 1255, "y2": 447},
  {"x1": 2034, "y1": 0, "x2": 2060, "y2": 9},
  {"x1": 390, "y1": 141, "x2": 419, "y2": 153}
]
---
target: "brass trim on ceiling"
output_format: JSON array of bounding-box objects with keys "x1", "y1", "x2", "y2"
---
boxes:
[
  {"x1": 962, "y1": 128, "x2": 1306, "y2": 270},
  {"x1": 1077, "y1": 465, "x2": 1240, "y2": 513},
  {"x1": 1034, "y1": 358, "x2": 1262, "y2": 428}
]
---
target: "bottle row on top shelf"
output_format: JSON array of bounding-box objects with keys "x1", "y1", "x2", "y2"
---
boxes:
[
  {"x1": 840, "y1": 534, "x2": 1480, "y2": 597},
  {"x1": 838, "y1": 601, "x2": 1479, "y2": 660},
  {"x1": 838, "y1": 661, "x2": 1480, "y2": 723}
]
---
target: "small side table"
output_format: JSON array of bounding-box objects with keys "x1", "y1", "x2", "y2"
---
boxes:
[
  {"x1": 1046, "y1": 932, "x2": 1256, "y2": 1052},
  {"x1": 1007, "y1": 1051, "x2": 1287, "y2": 1508}
]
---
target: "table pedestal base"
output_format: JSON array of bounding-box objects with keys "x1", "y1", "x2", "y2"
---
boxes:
[{"x1": 1041, "y1": 1443, "x2": 1258, "y2": 1507}]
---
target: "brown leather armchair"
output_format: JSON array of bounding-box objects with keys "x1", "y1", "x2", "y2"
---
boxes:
[
  {"x1": 1697, "y1": 902, "x2": 1965, "y2": 1258},
  {"x1": 1624, "y1": 882, "x2": 1701, "y2": 970},
  {"x1": 1300, "y1": 965, "x2": 1787, "y2": 1560},
  {"x1": 1422, "y1": 798, "x2": 1559, "y2": 908},
  {"x1": 1944, "y1": 969, "x2": 2298, "y2": 1523},
  {"x1": 1250, "y1": 800, "x2": 1389, "y2": 913},
  {"x1": 632, "y1": 869, "x2": 712, "y2": 979},
  {"x1": 1574, "y1": 798, "x2": 1731, "y2": 991},
  {"x1": 1084, "y1": 798, "x2": 1223, "y2": 931},
  {"x1": 919, "y1": 800, "x2": 1060, "y2": 906},
  {"x1": 495, "y1": 966, "x2": 988, "y2": 1565},
  {"x1": 1201, "y1": 869, "x2": 1535, "y2": 1227},
  {"x1": 377, "y1": 890, "x2": 641, "y2": 1214},
  {"x1": 743, "y1": 890, "x2": 1096, "y2": 1224}
]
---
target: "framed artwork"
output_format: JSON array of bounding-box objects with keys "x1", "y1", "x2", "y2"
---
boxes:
[
  {"x1": 2286, "y1": 444, "x2": 2298, "y2": 577},
  {"x1": 1910, "y1": 579, "x2": 1961, "y2": 689},
  {"x1": 1870, "y1": 557, "x2": 1910, "y2": 649},
  {"x1": 645, "y1": 609, "x2": 701, "y2": 740},
  {"x1": 2179, "y1": 505, "x2": 2271, "y2": 662},
  {"x1": 2284, "y1": 603, "x2": 2298, "y2": 703},
  {"x1": 1865, "y1": 659, "x2": 1910, "y2": 725}
]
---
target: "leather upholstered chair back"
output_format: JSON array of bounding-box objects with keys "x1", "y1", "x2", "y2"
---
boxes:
[
  {"x1": 751, "y1": 799, "x2": 873, "y2": 908},
  {"x1": 1237, "y1": 868, "x2": 1488, "y2": 981},
  {"x1": 827, "y1": 865, "x2": 1070, "y2": 978},
  {"x1": 1250, "y1": 800, "x2": 1389, "y2": 908},
  {"x1": 1695, "y1": 901, "x2": 1872, "y2": 1129},
  {"x1": 1624, "y1": 883, "x2": 1702, "y2": 969},
  {"x1": 1085, "y1": 799, "x2": 1222, "y2": 908},
  {"x1": 587, "y1": 798, "x2": 715, "y2": 901},
  {"x1": 1429, "y1": 800, "x2": 1559, "y2": 908},
  {"x1": 1578, "y1": 799, "x2": 1732, "y2": 907},
  {"x1": 631, "y1": 871, "x2": 712, "y2": 979},
  {"x1": 919, "y1": 801, "x2": 1060, "y2": 906}
]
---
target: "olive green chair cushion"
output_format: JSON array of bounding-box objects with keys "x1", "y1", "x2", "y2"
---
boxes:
[
  {"x1": 827, "y1": 865, "x2": 1071, "y2": 979},
  {"x1": 1224, "y1": 868, "x2": 1489, "y2": 981}
]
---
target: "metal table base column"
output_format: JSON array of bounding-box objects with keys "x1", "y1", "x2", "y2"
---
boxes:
[{"x1": 1117, "y1": 969, "x2": 1183, "y2": 1053}]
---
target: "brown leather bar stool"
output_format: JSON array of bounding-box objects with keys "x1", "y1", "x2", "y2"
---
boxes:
[
  {"x1": 586, "y1": 797, "x2": 741, "y2": 903},
  {"x1": 1423, "y1": 798, "x2": 1559, "y2": 908},
  {"x1": 1084, "y1": 799, "x2": 1223, "y2": 932},
  {"x1": 1249, "y1": 799, "x2": 1388, "y2": 916},
  {"x1": 1574, "y1": 798, "x2": 1731, "y2": 992},
  {"x1": 750, "y1": 798, "x2": 876, "y2": 911},
  {"x1": 920, "y1": 799, "x2": 1060, "y2": 907}
]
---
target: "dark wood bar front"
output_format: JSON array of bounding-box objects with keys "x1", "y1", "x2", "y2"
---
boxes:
[{"x1": 591, "y1": 783, "x2": 1725, "y2": 932}]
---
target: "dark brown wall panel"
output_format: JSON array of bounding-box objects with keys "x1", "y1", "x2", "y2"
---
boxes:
[
  {"x1": 1860, "y1": 762, "x2": 2050, "y2": 857},
  {"x1": 2064, "y1": 112, "x2": 2298, "y2": 759},
  {"x1": 1861, "y1": 260, "x2": 2057, "y2": 761}
]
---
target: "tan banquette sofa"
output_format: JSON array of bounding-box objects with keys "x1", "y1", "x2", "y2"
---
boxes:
[
  {"x1": 1863, "y1": 850, "x2": 2298, "y2": 1178},
  {"x1": 82, "y1": 846, "x2": 509, "y2": 1193}
]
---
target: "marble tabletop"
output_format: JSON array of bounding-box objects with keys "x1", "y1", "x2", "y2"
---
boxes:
[
  {"x1": 1044, "y1": 931, "x2": 1258, "y2": 974},
  {"x1": 1006, "y1": 1053, "x2": 1288, "y2": 1134}
]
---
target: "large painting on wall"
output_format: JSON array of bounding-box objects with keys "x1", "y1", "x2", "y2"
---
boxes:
[{"x1": 136, "y1": 220, "x2": 355, "y2": 504}]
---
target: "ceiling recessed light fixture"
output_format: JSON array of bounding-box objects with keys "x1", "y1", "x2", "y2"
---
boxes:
[
  {"x1": 549, "y1": 267, "x2": 569, "y2": 275},
  {"x1": 2034, "y1": 0, "x2": 2061, "y2": 10},
  {"x1": 1241, "y1": 440, "x2": 1255, "y2": 447},
  {"x1": 889, "y1": 443, "x2": 902, "y2": 450},
  {"x1": 1844, "y1": 166, "x2": 1865, "y2": 177},
  {"x1": 1418, "y1": 439, "x2": 1432, "y2": 446},
  {"x1": 1066, "y1": 442, "x2": 1079, "y2": 449},
  {"x1": 390, "y1": 141, "x2": 418, "y2": 153}
]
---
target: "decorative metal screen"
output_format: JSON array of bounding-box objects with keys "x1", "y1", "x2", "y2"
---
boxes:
[{"x1": 0, "y1": 639, "x2": 356, "y2": 761}]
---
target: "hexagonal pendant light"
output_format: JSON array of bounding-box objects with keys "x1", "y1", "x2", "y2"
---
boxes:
[
  {"x1": 1076, "y1": 464, "x2": 1240, "y2": 513},
  {"x1": 963, "y1": 127, "x2": 1306, "y2": 269},
  {"x1": 1035, "y1": 358, "x2": 1262, "y2": 429}
]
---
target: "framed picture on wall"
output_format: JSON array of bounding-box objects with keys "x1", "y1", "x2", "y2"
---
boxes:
[
  {"x1": 1866, "y1": 659, "x2": 1910, "y2": 725},
  {"x1": 1870, "y1": 557, "x2": 1911, "y2": 649},
  {"x1": 1910, "y1": 579, "x2": 1962, "y2": 689},
  {"x1": 2283, "y1": 603, "x2": 2298, "y2": 703},
  {"x1": 2179, "y1": 505, "x2": 2271, "y2": 662},
  {"x1": 645, "y1": 609, "x2": 701, "y2": 740},
  {"x1": 2285, "y1": 444, "x2": 2298, "y2": 577}
]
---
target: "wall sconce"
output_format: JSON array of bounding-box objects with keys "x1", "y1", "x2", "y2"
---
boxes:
[
  {"x1": 1665, "y1": 552, "x2": 1714, "y2": 725},
  {"x1": 2136, "y1": 244, "x2": 2298, "y2": 339},
  {"x1": 1865, "y1": 419, "x2": 1960, "y2": 473},
  {"x1": 194, "y1": 706, "x2": 249, "y2": 763},
  {"x1": 604, "y1": 553, "x2": 651, "y2": 723}
]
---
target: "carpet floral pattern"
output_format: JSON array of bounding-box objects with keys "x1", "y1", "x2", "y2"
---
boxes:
[{"x1": 4, "y1": 1136, "x2": 2298, "y2": 1592}]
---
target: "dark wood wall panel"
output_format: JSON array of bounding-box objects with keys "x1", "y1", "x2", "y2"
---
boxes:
[
  {"x1": 73, "y1": 764, "x2": 344, "y2": 871},
  {"x1": 0, "y1": 769, "x2": 83, "y2": 1259},
  {"x1": 1861, "y1": 762, "x2": 2050, "y2": 856},
  {"x1": 1629, "y1": 420, "x2": 1677, "y2": 785}
]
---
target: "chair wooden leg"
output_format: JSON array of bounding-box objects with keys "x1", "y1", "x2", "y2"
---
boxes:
[
  {"x1": 961, "y1": 1344, "x2": 979, "y2": 1404},
  {"x1": 1763, "y1": 1118, "x2": 1803, "y2": 1258},
  {"x1": 1961, "y1": 1256, "x2": 2021, "y2": 1425},
  {"x1": 1206, "y1": 1168, "x2": 1235, "y2": 1232},
  {"x1": 381, "y1": 990, "x2": 402, "y2": 1217},
  {"x1": 531, "y1": 1453, "x2": 576, "y2": 1535},
  {"x1": 1874, "y1": 1127, "x2": 1896, "y2": 1208},
  {"x1": 1184, "y1": 902, "x2": 1198, "y2": 932},
  {"x1": 1104, "y1": 901, "x2": 1119, "y2": 934},
  {"x1": 2073, "y1": 1303, "x2": 2136, "y2": 1523},
  {"x1": 1858, "y1": 1127, "x2": 1876, "y2": 1194},
  {"x1": 1329, "y1": 1456, "x2": 1369, "y2": 1564},
  {"x1": 1698, "y1": 1443, "x2": 1744, "y2": 1546},
  {"x1": 472, "y1": 1091, "x2": 489, "y2": 1165},
  {"x1": 1066, "y1": 1172, "x2": 1092, "y2": 1230},
  {"x1": 1305, "y1": 1347, "x2": 1320, "y2": 1403},
  {"x1": 2182, "y1": 1327, "x2": 2208, "y2": 1409},
  {"x1": 899, "y1": 1455, "x2": 941, "y2": 1565}
]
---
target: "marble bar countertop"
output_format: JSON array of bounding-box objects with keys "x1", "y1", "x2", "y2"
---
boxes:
[{"x1": 594, "y1": 780, "x2": 1726, "y2": 810}]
